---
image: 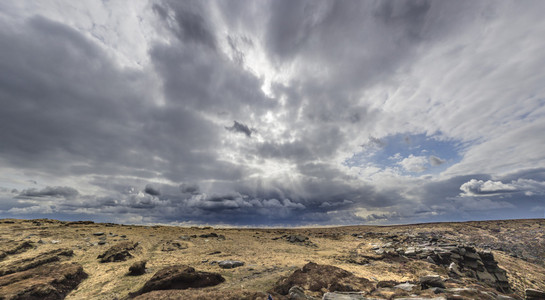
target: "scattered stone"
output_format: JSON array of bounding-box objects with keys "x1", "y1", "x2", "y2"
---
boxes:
[
  {"x1": 97, "y1": 241, "x2": 138, "y2": 263},
  {"x1": 93, "y1": 232, "x2": 105, "y2": 236},
  {"x1": 208, "y1": 251, "x2": 221, "y2": 255},
  {"x1": 218, "y1": 260, "x2": 244, "y2": 269},
  {"x1": 51, "y1": 240, "x2": 60, "y2": 244},
  {"x1": 161, "y1": 241, "x2": 188, "y2": 251},
  {"x1": 128, "y1": 260, "x2": 147, "y2": 276},
  {"x1": 130, "y1": 265, "x2": 224, "y2": 297},
  {"x1": 98, "y1": 240, "x2": 107, "y2": 245}
]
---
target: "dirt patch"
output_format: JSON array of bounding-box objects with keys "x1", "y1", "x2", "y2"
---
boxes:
[{"x1": 132, "y1": 289, "x2": 282, "y2": 300}]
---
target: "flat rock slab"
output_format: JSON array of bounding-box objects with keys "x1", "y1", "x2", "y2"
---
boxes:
[
  {"x1": 130, "y1": 265, "x2": 224, "y2": 297},
  {"x1": 97, "y1": 241, "x2": 138, "y2": 263},
  {"x1": 0, "y1": 262, "x2": 87, "y2": 300},
  {"x1": 218, "y1": 260, "x2": 244, "y2": 269}
]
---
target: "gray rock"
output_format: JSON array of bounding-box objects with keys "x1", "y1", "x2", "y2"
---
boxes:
[
  {"x1": 393, "y1": 282, "x2": 417, "y2": 291},
  {"x1": 526, "y1": 288, "x2": 545, "y2": 299},
  {"x1": 321, "y1": 292, "x2": 370, "y2": 300},
  {"x1": 218, "y1": 260, "x2": 244, "y2": 269},
  {"x1": 289, "y1": 286, "x2": 316, "y2": 299},
  {"x1": 93, "y1": 232, "x2": 105, "y2": 236}
]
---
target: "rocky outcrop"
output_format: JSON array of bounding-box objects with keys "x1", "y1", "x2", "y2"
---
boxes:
[
  {"x1": 130, "y1": 265, "x2": 225, "y2": 297},
  {"x1": 0, "y1": 249, "x2": 73, "y2": 276},
  {"x1": 403, "y1": 244, "x2": 511, "y2": 292},
  {"x1": 0, "y1": 241, "x2": 33, "y2": 261},
  {"x1": 273, "y1": 262, "x2": 373, "y2": 296},
  {"x1": 97, "y1": 241, "x2": 138, "y2": 263},
  {"x1": 0, "y1": 262, "x2": 87, "y2": 300}
]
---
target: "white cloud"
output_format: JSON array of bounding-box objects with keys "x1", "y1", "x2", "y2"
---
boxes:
[{"x1": 397, "y1": 155, "x2": 428, "y2": 173}]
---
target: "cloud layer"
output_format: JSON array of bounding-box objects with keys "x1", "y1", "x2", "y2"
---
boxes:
[{"x1": 0, "y1": 0, "x2": 544, "y2": 225}]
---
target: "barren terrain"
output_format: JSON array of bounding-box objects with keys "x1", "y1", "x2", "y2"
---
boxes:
[{"x1": 0, "y1": 218, "x2": 544, "y2": 299}]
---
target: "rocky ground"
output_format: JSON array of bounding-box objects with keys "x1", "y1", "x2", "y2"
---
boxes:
[{"x1": 0, "y1": 218, "x2": 544, "y2": 299}]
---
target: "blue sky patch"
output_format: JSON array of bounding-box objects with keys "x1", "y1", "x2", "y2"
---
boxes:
[{"x1": 344, "y1": 133, "x2": 463, "y2": 175}]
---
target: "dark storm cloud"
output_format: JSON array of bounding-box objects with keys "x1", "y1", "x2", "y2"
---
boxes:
[
  {"x1": 144, "y1": 184, "x2": 160, "y2": 196},
  {"x1": 152, "y1": 1, "x2": 217, "y2": 50},
  {"x1": 225, "y1": 121, "x2": 252, "y2": 137},
  {"x1": 17, "y1": 186, "x2": 79, "y2": 199},
  {"x1": 1, "y1": 1, "x2": 544, "y2": 225}
]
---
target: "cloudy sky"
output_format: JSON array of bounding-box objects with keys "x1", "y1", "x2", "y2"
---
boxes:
[{"x1": 1, "y1": 0, "x2": 544, "y2": 226}]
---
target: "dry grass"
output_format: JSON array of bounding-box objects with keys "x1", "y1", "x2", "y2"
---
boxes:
[{"x1": 0, "y1": 218, "x2": 544, "y2": 299}]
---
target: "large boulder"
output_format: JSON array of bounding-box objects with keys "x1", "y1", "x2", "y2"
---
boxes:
[
  {"x1": 130, "y1": 265, "x2": 225, "y2": 297},
  {"x1": 0, "y1": 262, "x2": 87, "y2": 300},
  {"x1": 273, "y1": 262, "x2": 373, "y2": 296},
  {"x1": 97, "y1": 241, "x2": 138, "y2": 263}
]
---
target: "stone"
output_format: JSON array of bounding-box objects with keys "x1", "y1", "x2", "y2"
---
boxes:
[
  {"x1": 130, "y1": 265, "x2": 224, "y2": 297},
  {"x1": 128, "y1": 260, "x2": 146, "y2": 276},
  {"x1": 322, "y1": 292, "x2": 369, "y2": 300},
  {"x1": 273, "y1": 262, "x2": 373, "y2": 296},
  {"x1": 0, "y1": 262, "x2": 87, "y2": 299},
  {"x1": 526, "y1": 288, "x2": 545, "y2": 299},
  {"x1": 93, "y1": 232, "x2": 105, "y2": 236},
  {"x1": 476, "y1": 270, "x2": 496, "y2": 284},
  {"x1": 97, "y1": 241, "x2": 138, "y2": 263},
  {"x1": 394, "y1": 282, "x2": 417, "y2": 291},
  {"x1": 218, "y1": 260, "x2": 244, "y2": 269},
  {"x1": 419, "y1": 275, "x2": 445, "y2": 289},
  {"x1": 288, "y1": 286, "x2": 315, "y2": 299}
]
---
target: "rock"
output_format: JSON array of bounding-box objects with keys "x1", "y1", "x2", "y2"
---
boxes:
[
  {"x1": 50, "y1": 240, "x2": 60, "y2": 244},
  {"x1": 97, "y1": 241, "x2": 138, "y2": 263},
  {"x1": 98, "y1": 240, "x2": 107, "y2": 245},
  {"x1": 199, "y1": 233, "x2": 218, "y2": 238},
  {"x1": 0, "y1": 262, "x2": 87, "y2": 299},
  {"x1": 128, "y1": 260, "x2": 146, "y2": 276},
  {"x1": 322, "y1": 292, "x2": 369, "y2": 299},
  {"x1": 93, "y1": 232, "x2": 105, "y2": 236},
  {"x1": 273, "y1": 262, "x2": 373, "y2": 296},
  {"x1": 0, "y1": 241, "x2": 33, "y2": 260},
  {"x1": 0, "y1": 248, "x2": 74, "y2": 276},
  {"x1": 218, "y1": 260, "x2": 244, "y2": 269},
  {"x1": 526, "y1": 288, "x2": 545, "y2": 299},
  {"x1": 130, "y1": 265, "x2": 224, "y2": 297},
  {"x1": 288, "y1": 235, "x2": 308, "y2": 243},
  {"x1": 394, "y1": 282, "x2": 417, "y2": 291},
  {"x1": 161, "y1": 241, "x2": 188, "y2": 251},
  {"x1": 419, "y1": 275, "x2": 445, "y2": 289},
  {"x1": 288, "y1": 285, "x2": 316, "y2": 299}
]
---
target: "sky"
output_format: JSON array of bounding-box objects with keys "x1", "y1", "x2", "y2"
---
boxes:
[{"x1": 1, "y1": 0, "x2": 544, "y2": 226}]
